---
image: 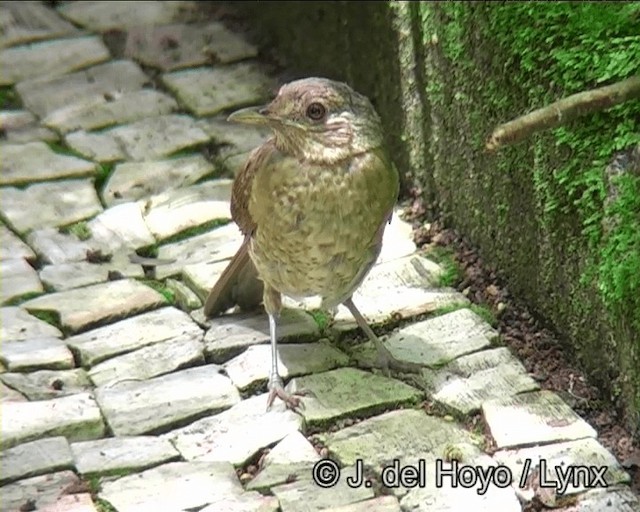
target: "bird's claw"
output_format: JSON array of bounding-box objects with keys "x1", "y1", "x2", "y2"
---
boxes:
[
  {"x1": 266, "y1": 377, "x2": 313, "y2": 412},
  {"x1": 373, "y1": 345, "x2": 422, "y2": 376}
]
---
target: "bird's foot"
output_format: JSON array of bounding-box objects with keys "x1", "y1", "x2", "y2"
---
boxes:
[
  {"x1": 369, "y1": 344, "x2": 422, "y2": 377},
  {"x1": 266, "y1": 375, "x2": 311, "y2": 412}
]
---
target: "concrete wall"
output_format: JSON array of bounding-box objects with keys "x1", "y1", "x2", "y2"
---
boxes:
[{"x1": 236, "y1": 2, "x2": 640, "y2": 432}]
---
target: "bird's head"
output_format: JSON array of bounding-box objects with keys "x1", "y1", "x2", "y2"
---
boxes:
[{"x1": 227, "y1": 78, "x2": 384, "y2": 164}]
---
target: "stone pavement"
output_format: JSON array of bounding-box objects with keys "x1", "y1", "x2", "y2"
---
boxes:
[{"x1": 0, "y1": 2, "x2": 638, "y2": 511}]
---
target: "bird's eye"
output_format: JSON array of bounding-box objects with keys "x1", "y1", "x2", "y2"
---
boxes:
[{"x1": 305, "y1": 102, "x2": 326, "y2": 121}]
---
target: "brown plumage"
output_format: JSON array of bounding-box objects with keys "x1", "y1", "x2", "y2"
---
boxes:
[{"x1": 205, "y1": 78, "x2": 419, "y2": 409}]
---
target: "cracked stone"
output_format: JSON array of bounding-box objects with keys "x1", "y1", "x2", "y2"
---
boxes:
[
  {"x1": 26, "y1": 227, "x2": 95, "y2": 264},
  {"x1": 67, "y1": 114, "x2": 211, "y2": 163},
  {"x1": 155, "y1": 222, "x2": 244, "y2": 279},
  {"x1": 162, "y1": 62, "x2": 272, "y2": 116},
  {"x1": 1, "y1": 306, "x2": 62, "y2": 341},
  {"x1": 0, "y1": 338, "x2": 73, "y2": 372},
  {"x1": 0, "y1": 470, "x2": 85, "y2": 512},
  {"x1": 124, "y1": 22, "x2": 258, "y2": 71},
  {"x1": 0, "y1": 179, "x2": 102, "y2": 234},
  {"x1": 166, "y1": 392, "x2": 302, "y2": 466},
  {"x1": 224, "y1": 342, "x2": 350, "y2": 391},
  {"x1": 0, "y1": 368, "x2": 92, "y2": 400},
  {"x1": 65, "y1": 306, "x2": 203, "y2": 367},
  {"x1": 99, "y1": 461, "x2": 277, "y2": 512},
  {"x1": 16, "y1": 60, "x2": 149, "y2": 118},
  {"x1": 71, "y1": 436, "x2": 180, "y2": 477},
  {"x1": 59, "y1": 1, "x2": 199, "y2": 31},
  {"x1": 203, "y1": 309, "x2": 320, "y2": 363},
  {"x1": 0, "y1": 436, "x2": 73, "y2": 485},
  {"x1": 286, "y1": 368, "x2": 423, "y2": 427},
  {"x1": 320, "y1": 409, "x2": 480, "y2": 468},
  {"x1": 0, "y1": 141, "x2": 95, "y2": 186},
  {"x1": 247, "y1": 430, "x2": 320, "y2": 491},
  {"x1": 102, "y1": 155, "x2": 215, "y2": 206},
  {"x1": 482, "y1": 390, "x2": 598, "y2": 449},
  {"x1": 86, "y1": 202, "x2": 156, "y2": 254},
  {"x1": 0, "y1": 1, "x2": 79, "y2": 48},
  {"x1": 495, "y1": 437, "x2": 629, "y2": 501},
  {"x1": 273, "y1": 465, "x2": 374, "y2": 512},
  {"x1": 0, "y1": 258, "x2": 43, "y2": 304},
  {"x1": 88, "y1": 336, "x2": 204, "y2": 387},
  {"x1": 95, "y1": 365, "x2": 240, "y2": 436},
  {"x1": 1, "y1": 392, "x2": 105, "y2": 449},
  {"x1": 0, "y1": 36, "x2": 110, "y2": 85},
  {"x1": 0, "y1": 223, "x2": 36, "y2": 261},
  {"x1": 22, "y1": 279, "x2": 167, "y2": 334},
  {"x1": 44, "y1": 88, "x2": 178, "y2": 134},
  {"x1": 420, "y1": 347, "x2": 540, "y2": 414},
  {"x1": 39, "y1": 256, "x2": 145, "y2": 292},
  {"x1": 139, "y1": 180, "x2": 232, "y2": 240},
  {"x1": 165, "y1": 278, "x2": 202, "y2": 311}
]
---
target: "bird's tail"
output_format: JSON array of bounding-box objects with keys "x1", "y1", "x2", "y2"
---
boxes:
[{"x1": 203, "y1": 238, "x2": 264, "y2": 317}]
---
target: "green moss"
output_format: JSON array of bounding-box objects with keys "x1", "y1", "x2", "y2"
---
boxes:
[
  {"x1": 309, "y1": 309, "x2": 330, "y2": 331},
  {"x1": 60, "y1": 221, "x2": 92, "y2": 241},
  {"x1": 29, "y1": 309, "x2": 61, "y2": 329},
  {"x1": 0, "y1": 86, "x2": 19, "y2": 108},
  {"x1": 4, "y1": 291, "x2": 45, "y2": 306},
  {"x1": 95, "y1": 163, "x2": 115, "y2": 194},
  {"x1": 159, "y1": 219, "x2": 231, "y2": 245},
  {"x1": 138, "y1": 279, "x2": 175, "y2": 304},
  {"x1": 46, "y1": 141, "x2": 86, "y2": 159},
  {"x1": 422, "y1": 245, "x2": 461, "y2": 288}
]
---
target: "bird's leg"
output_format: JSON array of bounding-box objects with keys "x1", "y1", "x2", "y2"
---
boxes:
[
  {"x1": 343, "y1": 297, "x2": 422, "y2": 375},
  {"x1": 264, "y1": 287, "x2": 308, "y2": 411}
]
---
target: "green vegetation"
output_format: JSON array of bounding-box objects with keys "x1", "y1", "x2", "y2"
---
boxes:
[
  {"x1": 422, "y1": 245, "x2": 461, "y2": 288},
  {"x1": 136, "y1": 244, "x2": 159, "y2": 259},
  {"x1": 0, "y1": 86, "x2": 19, "y2": 108},
  {"x1": 309, "y1": 309, "x2": 331, "y2": 331},
  {"x1": 138, "y1": 278, "x2": 176, "y2": 304},
  {"x1": 95, "y1": 163, "x2": 115, "y2": 193},
  {"x1": 46, "y1": 141, "x2": 86, "y2": 159},
  {"x1": 60, "y1": 221, "x2": 92, "y2": 241},
  {"x1": 29, "y1": 309, "x2": 61, "y2": 329},
  {"x1": 4, "y1": 291, "x2": 44, "y2": 307},
  {"x1": 160, "y1": 218, "x2": 231, "y2": 245}
]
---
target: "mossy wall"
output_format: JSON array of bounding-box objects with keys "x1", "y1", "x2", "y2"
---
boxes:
[{"x1": 238, "y1": 2, "x2": 640, "y2": 431}]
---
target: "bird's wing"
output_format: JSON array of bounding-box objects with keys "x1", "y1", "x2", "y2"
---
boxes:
[{"x1": 230, "y1": 138, "x2": 279, "y2": 237}]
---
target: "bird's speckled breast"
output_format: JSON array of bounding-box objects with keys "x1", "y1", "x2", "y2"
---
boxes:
[{"x1": 248, "y1": 148, "x2": 398, "y2": 306}]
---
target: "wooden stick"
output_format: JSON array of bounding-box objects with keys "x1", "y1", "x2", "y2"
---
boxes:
[{"x1": 486, "y1": 75, "x2": 640, "y2": 151}]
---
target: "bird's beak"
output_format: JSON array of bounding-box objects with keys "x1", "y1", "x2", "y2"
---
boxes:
[{"x1": 227, "y1": 106, "x2": 270, "y2": 125}]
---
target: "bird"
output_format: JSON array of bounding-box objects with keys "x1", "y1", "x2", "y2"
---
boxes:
[{"x1": 204, "y1": 77, "x2": 420, "y2": 410}]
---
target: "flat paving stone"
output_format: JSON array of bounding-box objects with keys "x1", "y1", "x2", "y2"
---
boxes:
[
  {"x1": 86, "y1": 202, "x2": 155, "y2": 253},
  {"x1": 378, "y1": 213, "x2": 418, "y2": 264},
  {"x1": 0, "y1": 110, "x2": 37, "y2": 131},
  {"x1": 272, "y1": 465, "x2": 374, "y2": 512},
  {"x1": 349, "y1": 307, "x2": 497, "y2": 371},
  {"x1": 0, "y1": 258, "x2": 43, "y2": 303},
  {"x1": 44, "y1": 88, "x2": 178, "y2": 134},
  {"x1": 95, "y1": 365, "x2": 240, "y2": 436},
  {"x1": 494, "y1": 437, "x2": 629, "y2": 501},
  {"x1": 0, "y1": 338, "x2": 73, "y2": 372},
  {"x1": 4, "y1": 123, "x2": 59, "y2": 144},
  {"x1": 224, "y1": 342, "x2": 350, "y2": 391},
  {"x1": 26, "y1": 227, "x2": 95, "y2": 264},
  {"x1": 102, "y1": 154, "x2": 215, "y2": 206},
  {"x1": 16, "y1": 60, "x2": 149, "y2": 118},
  {"x1": 203, "y1": 308, "x2": 320, "y2": 363},
  {"x1": 22, "y1": 279, "x2": 167, "y2": 334},
  {"x1": 1, "y1": 381, "x2": 27, "y2": 402},
  {"x1": 0, "y1": 223, "x2": 36, "y2": 261},
  {"x1": 65, "y1": 306, "x2": 203, "y2": 367},
  {"x1": 247, "y1": 430, "x2": 320, "y2": 491},
  {"x1": 68, "y1": 114, "x2": 211, "y2": 163},
  {"x1": 320, "y1": 409, "x2": 479, "y2": 468},
  {"x1": 166, "y1": 392, "x2": 303, "y2": 466},
  {"x1": 59, "y1": 1, "x2": 198, "y2": 31},
  {"x1": 564, "y1": 487, "x2": 640, "y2": 511},
  {"x1": 482, "y1": 390, "x2": 598, "y2": 449},
  {"x1": 39, "y1": 257, "x2": 146, "y2": 292},
  {"x1": 140, "y1": 180, "x2": 232, "y2": 240},
  {"x1": 286, "y1": 368, "x2": 423, "y2": 427},
  {"x1": 0, "y1": 1, "x2": 79, "y2": 48},
  {"x1": 125, "y1": 22, "x2": 258, "y2": 71},
  {"x1": 196, "y1": 115, "x2": 270, "y2": 175},
  {"x1": 100, "y1": 460, "x2": 276, "y2": 512},
  {"x1": 0, "y1": 368, "x2": 92, "y2": 400},
  {"x1": 1, "y1": 179, "x2": 102, "y2": 234},
  {"x1": 165, "y1": 278, "x2": 202, "y2": 311},
  {"x1": 0, "y1": 306, "x2": 62, "y2": 341},
  {"x1": 163, "y1": 62, "x2": 272, "y2": 116},
  {"x1": 88, "y1": 336, "x2": 204, "y2": 387},
  {"x1": 326, "y1": 255, "x2": 468, "y2": 328},
  {"x1": 0, "y1": 141, "x2": 95, "y2": 186},
  {"x1": 421, "y1": 347, "x2": 540, "y2": 414},
  {"x1": 326, "y1": 497, "x2": 402, "y2": 512},
  {"x1": 1, "y1": 392, "x2": 105, "y2": 449},
  {"x1": 0, "y1": 36, "x2": 110, "y2": 85},
  {"x1": 156, "y1": 222, "x2": 244, "y2": 279},
  {"x1": 0, "y1": 470, "x2": 86, "y2": 512},
  {"x1": 71, "y1": 436, "x2": 180, "y2": 477},
  {"x1": 0, "y1": 436, "x2": 73, "y2": 485}
]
